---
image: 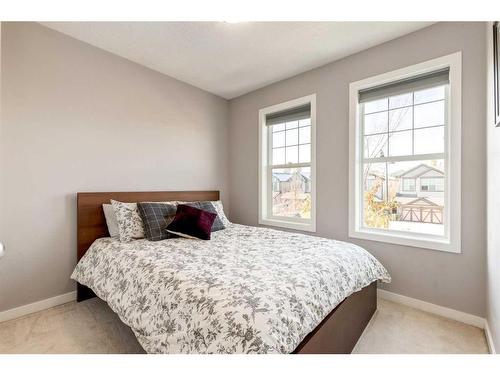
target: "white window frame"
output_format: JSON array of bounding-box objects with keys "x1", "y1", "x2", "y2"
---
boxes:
[
  {"x1": 348, "y1": 52, "x2": 462, "y2": 253},
  {"x1": 259, "y1": 94, "x2": 317, "y2": 232}
]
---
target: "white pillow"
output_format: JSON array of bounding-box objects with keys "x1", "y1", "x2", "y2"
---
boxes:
[
  {"x1": 110, "y1": 200, "x2": 145, "y2": 242},
  {"x1": 211, "y1": 200, "x2": 231, "y2": 227},
  {"x1": 102, "y1": 204, "x2": 119, "y2": 238}
]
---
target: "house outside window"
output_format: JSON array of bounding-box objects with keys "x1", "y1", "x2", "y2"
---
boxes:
[
  {"x1": 349, "y1": 53, "x2": 461, "y2": 253},
  {"x1": 259, "y1": 94, "x2": 316, "y2": 232}
]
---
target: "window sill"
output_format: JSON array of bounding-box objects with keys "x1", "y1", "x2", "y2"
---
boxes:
[
  {"x1": 349, "y1": 228, "x2": 460, "y2": 253},
  {"x1": 259, "y1": 218, "x2": 316, "y2": 233}
]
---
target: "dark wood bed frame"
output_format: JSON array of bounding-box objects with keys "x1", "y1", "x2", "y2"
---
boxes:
[{"x1": 76, "y1": 190, "x2": 377, "y2": 354}]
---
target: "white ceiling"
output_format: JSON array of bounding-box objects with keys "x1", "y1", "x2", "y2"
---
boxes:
[{"x1": 41, "y1": 22, "x2": 434, "y2": 99}]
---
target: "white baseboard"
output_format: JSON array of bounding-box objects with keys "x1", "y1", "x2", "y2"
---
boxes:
[
  {"x1": 484, "y1": 320, "x2": 497, "y2": 354},
  {"x1": 377, "y1": 288, "x2": 485, "y2": 329},
  {"x1": 0, "y1": 291, "x2": 76, "y2": 323}
]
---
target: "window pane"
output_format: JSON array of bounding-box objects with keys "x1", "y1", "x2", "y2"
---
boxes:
[
  {"x1": 364, "y1": 112, "x2": 388, "y2": 135},
  {"x1": 364, "y1": 133, "x2": 388, "y2": 158},
  {"x1": 414, "y1": 100, "x2": 445, "y2": 128},
  {"x1": 285, "y1": 146, "x2": 298, "y2": 164},
  {"x1": 388, "y1": 130, "x2": 412, "y2": 157},
  {"x1": 299, "y1": 126, "x2": 311, "y2": 144},
  {"x1": 364, "y1": 98, "x2": 388, "y2": 114},
  {"x1": 414, "y1": 85, "x2": 445, "y2": 105},
  {"x1": 272, "y1": 147, "x2": 285, "y2": 165},
  {"x1": 285, "y1": 128, "x2": 299, "y2": 146},
  {"x1": 272, "y1": 123, "x2": 285, "y2": 132},
  {"x1": 299, "y1": 144, "x2": 311, "y2": 163},
  {"x1": 286, "y1": 121, "x2": 298, "y2": 130},
  {"x1": 299, "y1": 118, "x2": 311, "y2": 127},
  {"x1": 402, "y1": 178, "x2": 416, "y2": 191},
  {"x1": 420, "y1": 177, "x2": 444, "y2": 192},
  {"x1": 272, "y1": 131, "x2": 285, "y2": 148},
  {"x1": 362, "y1": 160, "x2": 445, "y2": 236},
  {"x1": 389, "y1": 107, "x2": 412, "y2": 132},
  {"x1": 272, "y1": 167, "x2": 311, "y2": 219},
  {"x1": 414, "y1": 126, "x2": 444, "y2": 154},
  {"x1": 389, "y1": 93, "x2": 413, "y2": 109}
]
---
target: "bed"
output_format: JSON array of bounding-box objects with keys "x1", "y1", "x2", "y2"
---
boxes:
[{"x1": 73, "y1": 191, "x2": 390, "y2": 354}]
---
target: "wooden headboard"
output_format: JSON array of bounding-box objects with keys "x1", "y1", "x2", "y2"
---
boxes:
[{"x1": 77, "y1": 190, "x2": 220, "y2": 261}]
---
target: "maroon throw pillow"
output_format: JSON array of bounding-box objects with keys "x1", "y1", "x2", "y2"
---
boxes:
[{"x1": 166, "y1": 204, "x2": 217, "y2": 240}]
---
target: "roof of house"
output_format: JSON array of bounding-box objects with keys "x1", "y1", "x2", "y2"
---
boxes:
[
  {"x1": 393, "y1": 164, "x2": 444, "y2": 179},
  {"x1": 273, "y1": 173, "x2": 294, "y2": 182},
  {"x1": 272, "y1": 171, "x2": 310, "y2": 182},
  {"x1": 397, "y1": 196, "x2": 444, "y2": 206}
]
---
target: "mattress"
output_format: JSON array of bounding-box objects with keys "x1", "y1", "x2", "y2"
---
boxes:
[{"x1": 71, "y1": 223, "x2": 390, "y2": 353}]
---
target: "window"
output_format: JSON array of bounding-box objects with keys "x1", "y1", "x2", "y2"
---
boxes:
[
  {"x1": 420, "y1": 177, "x2": 444, "y2": 192},
  {"x1": 349, "y1": 53, "x2": 461, "y2": 253},
  {"x1": 259, "y1": 94, "x2": 316, "y2": 232},
  {"x1": 402, "y1": 178, "x2": 416, "y2": 192}
]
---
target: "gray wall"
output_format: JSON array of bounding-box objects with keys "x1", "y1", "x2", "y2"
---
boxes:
[
  {"x1": 486, "y1": 22, "x2": 500, "y2": 350},
  {"x1": 228, "y1": 22, "x2": 487, "y2": 316},
  {"x1": 0, "y1": 22, "x2": 229, "y2": 312}
]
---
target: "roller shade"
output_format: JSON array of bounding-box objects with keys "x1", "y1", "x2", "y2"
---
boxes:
[
  {"x1": 266, "y1": 104, "x2": 311, "y2": 126},
  {"x1": 359, "y1": 67, "x2": 449, "y2": 103}
]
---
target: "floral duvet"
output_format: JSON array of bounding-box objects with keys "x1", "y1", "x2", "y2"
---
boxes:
[{"x1": 71, "y1": 224, "x2": 390, "y2": 354}]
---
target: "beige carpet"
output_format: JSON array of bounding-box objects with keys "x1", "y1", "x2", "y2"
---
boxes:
[
  {"x1": 353, "y1": 299, "x2": 488, "y2": 354},
  {"x1": 0, "y1": 298, "x2": 489, "y2": 354},
  {"x1": 0, "y1": 298, "x2": 144, "y2": 354}
]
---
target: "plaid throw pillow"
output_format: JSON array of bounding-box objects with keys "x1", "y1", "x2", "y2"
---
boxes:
[
  {"x1": 210, "y1": 200, "x2": 231, "y2": 227},
  {"x1": 137, "y1": 202, "x2": 178, "y2": 241}
]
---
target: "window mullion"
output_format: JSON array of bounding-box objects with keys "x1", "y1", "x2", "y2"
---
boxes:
[
  {"x1": 271, "y1": 162, "x2": 311, "y2": 169},
  {"x1": 363, "y1": 153, "x2": 445, "y2": 164}
]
